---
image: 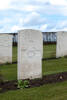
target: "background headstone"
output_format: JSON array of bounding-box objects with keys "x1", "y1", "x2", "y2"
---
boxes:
[
  {"x1": 0, "y1": 34, "x2": 12, "y2": 64},
  {"x1": 18, "y1": 29, "x2": 43, "y2": 79},
  {"x1": 56, "y1": 31, "x2": 67, "y2": 58}
]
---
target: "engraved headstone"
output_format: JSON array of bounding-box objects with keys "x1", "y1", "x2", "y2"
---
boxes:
[
  {"x1": 18, "y1": 29, "x2": 43, "y2": 79},
  {"x1": 56, "y1": 31, "x2": 67, "y2": 58},
  {"x1": 0, "y1": 34, "x2": 12, "y2": 64}
]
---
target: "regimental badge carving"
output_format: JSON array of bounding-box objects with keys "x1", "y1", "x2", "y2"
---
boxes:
[{"x1": 26, "y1": 47, "x2": 41, "y2": 58}]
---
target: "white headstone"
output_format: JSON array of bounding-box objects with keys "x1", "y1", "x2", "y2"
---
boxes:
[
  {"x1": 56, "y1": 31, "x2": 67, "y2": 58},
  {"x1": 18, "y1": 29, "x2": 43, "y2": 79},
  {"x1": 0, "y1": 34, "x2": 12, "y2": 64}
]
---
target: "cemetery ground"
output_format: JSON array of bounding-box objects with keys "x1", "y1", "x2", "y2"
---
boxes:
[{"x1": 0, "y1": 44, "x2": 67, "y2": 100}]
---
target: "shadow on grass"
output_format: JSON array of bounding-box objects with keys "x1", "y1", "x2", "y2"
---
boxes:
[
  {"x1": 0, "y1": 61, "x2": 17, "y2": 66},
  {"x1": 42, "y1": 57, "x2": 60, "y2": 61},
  {"x1": 0, "y1": 57, "x2": 63, "y2": 66}
]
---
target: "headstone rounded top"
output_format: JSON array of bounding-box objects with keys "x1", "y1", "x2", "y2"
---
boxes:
[{"x1": 18, "y1": 29, "x2": 42, "y2": 33}]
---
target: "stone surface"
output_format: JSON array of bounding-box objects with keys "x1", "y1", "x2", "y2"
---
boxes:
[
  {"x1": 0, "y1": 34, "x2": 12, "y2": 64},
  {"x1": 18, "y1": 29, "x2": 43, "y2": 80},
  {"x1": 56, "y1": 31, "x2": 67, "y2": 58}
]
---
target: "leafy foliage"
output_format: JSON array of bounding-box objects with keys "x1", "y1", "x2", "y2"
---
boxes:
[{"x1": 17, "y1": 80, "x2": 29, "y2": 89}]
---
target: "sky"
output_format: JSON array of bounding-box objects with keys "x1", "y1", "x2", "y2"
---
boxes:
[{"x1": 0, "y1": 0, "x2": 67, "y2": 33}]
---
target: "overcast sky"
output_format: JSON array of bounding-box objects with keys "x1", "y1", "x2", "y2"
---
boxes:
[{"x1": 0, "y1": 0, "x2": 67, "y2": 33}]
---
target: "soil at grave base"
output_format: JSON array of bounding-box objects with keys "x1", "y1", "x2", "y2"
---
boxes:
[{"x1": 0, "y1": 72, "x2": 67, "y2": 93}]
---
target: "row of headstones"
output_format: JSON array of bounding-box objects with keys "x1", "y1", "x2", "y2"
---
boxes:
[{"x1": 0, "y1": 30, "x2": 67, "y2": 80}]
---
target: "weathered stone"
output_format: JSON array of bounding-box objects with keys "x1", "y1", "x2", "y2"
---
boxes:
[
  {"x1": 18, "y1": 29, "x2": 43, "y2": 79},
  {"x1": 56, "y1": 31, "x2": 67, "y2": 58},
  {"x1": 0, "y1": 34, "x2": 12, "y2": 64}
]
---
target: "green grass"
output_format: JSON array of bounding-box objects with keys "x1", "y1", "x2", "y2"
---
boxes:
[
  {"x1": 43, "y1": 57, "x2": 67, "y2": 75},
  {"x1": 0, "y1": 44, "x2": 67, "y2": 100},
  {"x1": 43, "y1": 44, "x2": 67, "y2": 75},
  {"x1": 0, "y1": 64, "x2": 17, "y2": 81},
  {"x1": 12, "y1": 46, "x2": 17, "y2": 62},
  {"x1": 0, "y1": 81, "x2": 67, "y2": 100},
  {"x1": 0, "y1": 45, "x2": 67, "y2": 80},
  {"x1": 43, "y1": 44, "x2": 56, "y2": 58}
]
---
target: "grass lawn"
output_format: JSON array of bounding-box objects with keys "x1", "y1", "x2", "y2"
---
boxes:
[
  {"x1": 12, "y1": 46, "x2": 17, "y2": 62},
  {"x1": 43, "y1": 44, "x2": 56, "y2": 58},
  {"x1": 0, "y1": 81, "x2": 67, "y2": 100},
  {"x1": 0, "y1": 44, "x2": 67, "y2": 100}
]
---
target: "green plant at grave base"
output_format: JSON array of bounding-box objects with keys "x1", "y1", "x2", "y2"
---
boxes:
[
  {"x1": 17, "y1": 80, "x2": 23, "y2": 89},
  {"x1": 23, "y1": 80, "x2": 29, "y2": 88},
  {"x1": 17, "y1": 80, "x2": 29, "y2": 89}
]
